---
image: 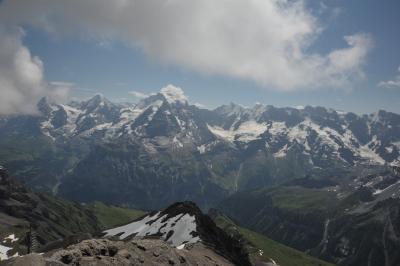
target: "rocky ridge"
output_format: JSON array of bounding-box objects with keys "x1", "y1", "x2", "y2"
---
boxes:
[{"x1": 2, "y1": 239, "x2": 236, "y2": 266}]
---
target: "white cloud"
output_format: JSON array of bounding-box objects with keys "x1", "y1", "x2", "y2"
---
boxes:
[
  {"x1": 0, "y1": 0, "x2": 373, "y2": 91},
  {"x1": 378, "y1": 66, "x2": 400, "y2": 89},
  {"x1": 160, "y1": 84, "x2": 188, "y2": 104},
  {"x1": 129, "y1": 90, "x2": 151, "y2": 99},
  {"x1": 130, "y1": 85, "x2": 188, "y2": 104},
  {"x1": 0, "y1": 26, "x2": 69, "y2": 115}
]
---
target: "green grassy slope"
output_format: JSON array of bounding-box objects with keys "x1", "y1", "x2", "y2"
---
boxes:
[
  {"x1": 265, "y1": 186, "x2": 337, "y2": 212},
  {"x1": 87, "y1": 201, "x2": 146, "y2": 229}
]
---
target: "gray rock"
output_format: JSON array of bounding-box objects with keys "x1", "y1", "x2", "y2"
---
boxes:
[{"x1": 5, "y1": 238, "x2": 235, "y2": 266}]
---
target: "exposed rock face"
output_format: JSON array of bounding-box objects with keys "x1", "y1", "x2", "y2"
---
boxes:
[{"x1": 3, "y1": 239, "x2": 235, "y2": 266}]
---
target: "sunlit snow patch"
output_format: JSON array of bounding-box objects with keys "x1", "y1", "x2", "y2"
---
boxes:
[
  {"x1": 0, "y1": 244, "x2": 17, "y2": 261},
  {"x1": 3, "y1": 234, "x2": 18, "y2": 243},
  {"x1": 208, "y1": 120, "x2": 268, "y2": 142},
  {"x1": 103, "y1": 211, "x2": 200, "y2": 247}
]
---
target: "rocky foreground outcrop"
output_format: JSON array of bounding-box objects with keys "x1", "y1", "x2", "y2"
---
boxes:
[
  {"x1": 3, "y1": 238, "x2": 235, "y2": 266},
  {"x1": 1, "y1": 199, "x2": 252, "y2": 265},
  {"x1": 103, "y1": 201, "x2": 251, "y2": 266}
]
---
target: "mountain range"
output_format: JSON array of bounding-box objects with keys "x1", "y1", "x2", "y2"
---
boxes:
[
  {"x1": 1, "y1": 88, "x2": 400, "y2": 265},
  {"x1": 1, "y1": 87, "x2": 399, "y2": 209}
]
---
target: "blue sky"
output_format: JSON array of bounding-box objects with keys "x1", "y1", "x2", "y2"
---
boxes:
[{"x1": 1, "y1": 0, "x2": 400, "y2": 114}]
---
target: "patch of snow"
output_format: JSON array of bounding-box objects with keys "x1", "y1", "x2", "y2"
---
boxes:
[
  {"x1": 207, "y1": 125, "x2": 234, "y2": 141},
  {"x1": 373, "y1": 181, "x2": 400, "y2": 195},
  {"x1": 175, "y1": 116, "x2": 186, "y2": 129},
  {"x1": 3, "y1": 234, "x2": 18, "y2": 243},
  {"x1": 252, "y1": 104, "x2": 266, "y2": 117},
  {"x1": 120, "y1": 107, "x2": 143, "y2": 122},
  {"x1": 0, "y1": 244, "x2": 12, "y2": 260},
  {"x1": 103, "y1": 212, "x2": 200, "y2": 247},
  {"x1": 274, "y1": 144, "x2": 288, "y2": 158},
  {"x1": 197, "y1": 145, "x2": 206, "y2": 154},
  {"x1": 268, "y1": 121, "x2": 287, "y2": 135},
  {"x1": 370, "y1": 112, "x2": 381, "y2": 124},
  {"x1": 286, "y1": 122, "x2": 310, "y2": 149},
  {"x1": 208, "y1": 120, "x2": 268, "y2": 142},
  {"x1": 176, "y1": 244, "x2": 185, "y2": 250},
  {"x1": 358, "y1": 138, "x2": 385, "y2": 165},
  {"x1": 270, "y1": 258, "x2": 278, "y2": 265},
  {"x1": 148, "y1": 104, "x2": 162, "y2": 122},
  {"x1": 80, "y1": 122, "x2": 113, "y2": 137},
  {"x1": 173, "y1": 136, "x2": 184, "y2": 148},
  {"x1": 390, "y1": 160, "x2": 400, "y2": 167},
  {"x1": 393, "y1": 141, "x2": 400, "y2": 149},
  {"x1": 40, "y1": 120, "x2": 55, "y2": 141},
  {"x1": 61, "y1": 104, "x2": 82, "y2": 121},
  {"x1": 290, "y1": 119, "x2": 385, "y2": 164},
  {"x1": 335, "y1": 110, "x2": 348, "y2": 115},
  {"x1": 386, "y1": 146, "x2": 394, "y2": 153}
]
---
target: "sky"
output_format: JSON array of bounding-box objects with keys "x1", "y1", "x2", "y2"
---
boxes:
[{"x1": 0, "y1": 0, "x2": 399, "y2": 115}]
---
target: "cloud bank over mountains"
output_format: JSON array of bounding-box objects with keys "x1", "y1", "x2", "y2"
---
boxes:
[
  {"x1": 0, "y1": 26, "x2": 69, "y2": 115},
  {"x1": 0, "y1": 0, "x2": 373, "y2": 114}
]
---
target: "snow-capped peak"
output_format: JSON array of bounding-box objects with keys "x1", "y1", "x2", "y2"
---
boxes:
[{"x1": 160, "y1": 84, "x2": 188, "y2": 104}]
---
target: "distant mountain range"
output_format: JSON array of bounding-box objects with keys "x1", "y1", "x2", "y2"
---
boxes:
[
  {"x1": 35, "y1": 90, "x2": 400, "y2": 167},
  {"x1": 1, "y1": 89, "x2": 400, "y2": 265},
  {"x1": 0, "y1": 89, "x2": 400, "y2": 209}
]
